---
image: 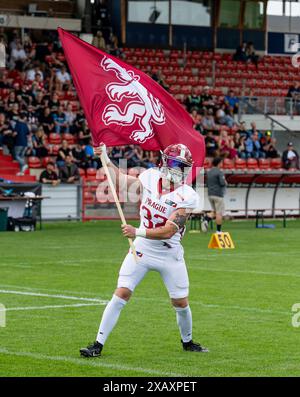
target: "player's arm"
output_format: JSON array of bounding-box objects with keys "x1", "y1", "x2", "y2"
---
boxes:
[
  {"x1": 94, "y1": 144, "x2": 141, "y2": 191},
  {"x1": 122, "y1": 208, "x2": 189, "y2": 240}
]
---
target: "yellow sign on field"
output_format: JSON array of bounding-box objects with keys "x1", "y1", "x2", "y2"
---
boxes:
[{"x1": 208, "y1": 232, "x2": 235, "y2": 249}]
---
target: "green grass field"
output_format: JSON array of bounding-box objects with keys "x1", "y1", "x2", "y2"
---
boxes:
[{"x1": 1, "y1": 219, "x2": 300, "y2": 377}]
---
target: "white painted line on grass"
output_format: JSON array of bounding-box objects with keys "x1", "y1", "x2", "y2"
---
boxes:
[
  {"x1": 0, "y1": 287, "x2": 289, "y2": 316},
  {"x1": 0, "y1": 348, "x2": 185, "y2": 377},
  {"x1": 0, "y1": 289, "x2": 107, "y2": 304},
  {"x1": 189, "y1": 266, "x2": 300, "y2": 279},
  {"x1": 0, "y1": 303, "x2": 104, "y2": 312}
]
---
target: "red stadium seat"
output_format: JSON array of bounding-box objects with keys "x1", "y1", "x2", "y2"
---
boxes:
[
  {"x1": 86, "y1": 168, "x2": 97, "y2": 181},
  {"x1": 28, "y1": 157, "x2": 42, "y2": 169},
  {"x1": 49, "y1": 133, "x2": 62, "y2": 145},
  {"x1": 247, "y1": 158, "x2": 258, "y2": 170},
  {"x1": 222, "y1": 159, "x2": 234, "y2": 169},
  {"x1": 270, "y1": 158, "x2": 283, "y2": 169},
  {"x1": 258, "y1": 158, "x2": 271, "y2": 170},
  {"x1": 62, "y1": 133, "x2": 75, "y2": 145},
  {"x1": 42, "y1": 156, "x2": 55, "y2": 168},
  {"x1": 50, "y1": 145, "x2": 60, "y2": 155},
  {"x1": 234, "y1": 159, "x2": 247, "y2": 169}
]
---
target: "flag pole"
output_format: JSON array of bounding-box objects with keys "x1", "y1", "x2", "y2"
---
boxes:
[{"x1": 100, "y1": 154, "x2": 138, "y2": 262}]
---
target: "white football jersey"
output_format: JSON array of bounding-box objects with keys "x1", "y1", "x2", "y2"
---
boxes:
[{"x1": 137, "y1": 168, "x2": 199, "y2": 248}]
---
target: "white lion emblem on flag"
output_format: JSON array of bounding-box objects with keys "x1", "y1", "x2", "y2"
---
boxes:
[{"x1": 100, "y1": 57, "x2": 165, "y2": 143}]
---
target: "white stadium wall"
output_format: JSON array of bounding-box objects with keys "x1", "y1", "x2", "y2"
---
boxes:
[{"x1": 41, "y1": 184, "x2": 300, "y2": 221}]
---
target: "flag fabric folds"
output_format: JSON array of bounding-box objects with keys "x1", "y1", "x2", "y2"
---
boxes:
[{"x1": 57, "y1": 28, "x2": 206, "y2": 172}]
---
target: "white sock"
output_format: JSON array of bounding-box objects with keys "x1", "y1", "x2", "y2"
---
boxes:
[
  {"x1": 175, "y1": 305, "x2": 192, "y2": 343},
  {"x1": 96, "y1": 294, "x2": 127, "y2": 345}
]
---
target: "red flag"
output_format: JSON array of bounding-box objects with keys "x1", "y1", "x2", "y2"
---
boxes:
[{"x1": 58, "y1": 28, "x2": 205, "y2": 173}]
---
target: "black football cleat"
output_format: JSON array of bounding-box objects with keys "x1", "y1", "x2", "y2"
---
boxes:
[
  {"x1": 181, "y1": 339, "x2": 209, "y2": 353},
  {"x1": 80, "y1": 341, "x2": 103, "y2": 358}
]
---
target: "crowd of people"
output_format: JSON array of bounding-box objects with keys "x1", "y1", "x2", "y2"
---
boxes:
[{"x1": 0, "y1": 30, "x2": 298, "y2": 187}]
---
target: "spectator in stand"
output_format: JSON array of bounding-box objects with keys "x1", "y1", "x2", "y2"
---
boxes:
[
  {"x1": 53, "y1": 105, "x2": 68, "y2": 134},
  {"x1": 7, "y1": 103, "x2": 20, "y2": 127},
  {"x1": 5, "y1": 91, "x2": 17, "y2": 109},
  {"x1": 147, "y1": 150, "x2": 160, "y2": 167},
  {"x1": 190, "y1": 108, "x2": 202, "y2": 130},
  {"x1": 39, "y1": 107, "x2": 54, "y2": 135},
  {"x1": 219, "y1": 130, "x2": 237, "y2": 159},
  {"x1": 65, "y1": 102, "x2": 76, "y2": 133},
  {"x1": 85, "y1": 139, "x2": 101, "y2": 168},
  {"x1": 233, "y1": 132, "x2": 246, "y2": 157},
  {"x1": 59, "y1": 154, "x2": 80, "y2": 184},
  {"x1": 27, "y1": 104, "x2": 39, "y2": 132},
  {"x1": 26, "y1": 63, "x2": 44, "y2": 82},
  {"x1": 0, "y1": 113, "x2": 14, "y2": 155},
  {"x1": 260, "y1": 131, "x2": 280, "y2": 159},
  {"x1": 10, "y1": 43, "x2": 27, "y2": 71},
  {"x1": 32, "y1": 72, "x2": 44, "y2": 91},
  {"x1": 72, "y1": 143, "x2": 90, "y2": 170},
  {"x1": 92, "y1": 31, "x2": 106, "y2": 50},
  {"x1": 56, "y1": 65, "x2": 71, "y2": 90},
  {"x1": 224, "y1": 89, "x2": 239, "y2": 114},
  {"x1": 32, "y1": 127, "x2": 48, "y2": 158},
  {"x1": 233, "y1": 42, "x2": 247, "y2": 62},
  {"x1": 48, "y1": 92, "x2": 60, "y2": 111},
  {"x1": 78, "y1": 128, "x2": 91, "y2": 145},
  {"x1": 201, "y1": 108, "x2": 217, "y2": 132},
  {"x1": 13, "y1": 112, "x2": 29, "y2": 175},
  {"x1": 133, "y1": 146, "x2": 150, "y2": 168},
  {"x1": 215, "y1": 109, "x2": 235, "y2": 128},
  {"x1": 247, "y1": 121, "x2": 262, "y2": 139},
  {"x1": 185, "y1": 88, "x2": 201, "y2": 112},
  {"x1": 33, "y1": 91, "x2": 46, "y2": 117},
  {"x1": 110, "y1": 146, "x2": 125, "y2": 166},
  {"x1": 56, "y1": 139, "x2": 72, "y2": 168},
  {"x1": 39, "y1": 162, "x2": 60, "y2": 186},
  {"x1": 237, "y1": 135, "x2": 247, "y2": 158},
  {"x1": 246, "y1": 42, "x2": 259, "y2": 67},
  {"x1": 200, "y1": 86, "x2": 214, "y2": 110},
  {"x1": 205, "y1": 131, "x2": 219, "y2": 157},
  {"x1": 282, "y1": 142, "x2": 299, "y2": 170},
  {"x1": 124, "y1": 145, "x2": 143, "y2": 168},
  {"x1": 243, "y1": 131, "x2": 265, "y2": 159},
  {"x1": 74, "y1": 108, "x2": 86, "y2": 134},
  {"x1": 236, "y1": 121, "x2": 247, "y2": 138}
]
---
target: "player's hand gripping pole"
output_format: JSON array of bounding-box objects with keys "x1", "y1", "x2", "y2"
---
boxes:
[{"x1": 98, "y1": 145, "x2": 138, "y2": 262}]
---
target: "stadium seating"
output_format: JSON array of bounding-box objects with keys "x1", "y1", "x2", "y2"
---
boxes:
[
  {"x1": 234, "y1": 159, "x2": 247, "y2": 170},
  {"x1": 49, "y1": 133, "x2": 62, "y2": 145},
  {"x1": 86, "y1": 168, "x2": 97, "y2": 181},
  {"x1": 28, "y1": 157, "x2": 42, "y2": 169},
  {"x1": 123, "y1": 48, "x2": 294, "y2": 98}
]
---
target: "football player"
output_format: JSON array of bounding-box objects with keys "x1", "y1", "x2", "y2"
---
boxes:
[{"x1": 80, "y1": 143, "x2": 208, "y2": 357}]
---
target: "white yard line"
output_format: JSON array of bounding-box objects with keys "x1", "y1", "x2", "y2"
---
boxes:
[
  {"x1": 0, "y1": 303, "x2": 103, "y2": 312},
  {"x1": 188, "y1": 266, "x2": 300, "y2": 279},
  {"x1": 0, "y1": 289, "x2": 107, "y2": 304},
  {"x1": 0, "y1": 348, "x2": 185, "y2": 377},
  {"x1": 0, "y1": 286, "x2": 289, "y2": 316}
]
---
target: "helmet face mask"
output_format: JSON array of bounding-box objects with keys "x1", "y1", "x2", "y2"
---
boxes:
[{"x1": 160, "y1": 144, "x2": 193, "y2": 185}]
